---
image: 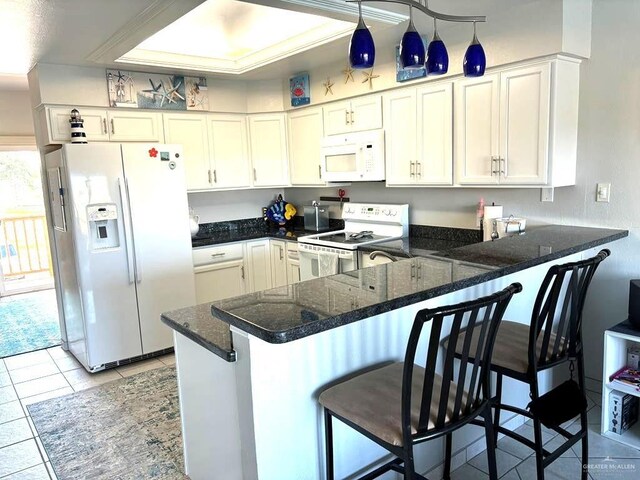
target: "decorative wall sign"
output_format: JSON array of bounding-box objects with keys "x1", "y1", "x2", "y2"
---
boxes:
[
  {"x1": 395, "y1": 44, "x2": 427, "y2": 82},
  {"x1": 289, "y1": 73, "x2": 311, "y2": 107},
  {"x1": 186, "y1": 77, "x2": 209, "y2": 110},
  {"x1": 106, "y1": 69, "x2": 207, "y2": 111},
  {"x1": 290, "y1": 73, "x2": 310, "y2": 107}
]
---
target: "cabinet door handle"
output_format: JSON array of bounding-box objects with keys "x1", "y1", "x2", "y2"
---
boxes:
[
  {"x1": 409, "y1": 161, "x2": 416, "y2": 177},
  {"x1": 350, "y1": 110, "x2": 355, "y2": 125},
  {"x1": 208, "y1": 169, "x2": 212, "y2": 184},
  {"x1": 318, "y1": 165, "x2": 322, "y2": 179},
  {"x1": 279, "y1": 246, "x2": 283, "y2": 261},
  {"x1": 110, "y1": 119, "x2": 115, "y2": 135},
  {"x1": 102, "y1": 118, "x2": 107, "y2": 134},
  {"x1": 345, "y1": 110, "x2": 350, "y2": 125},
  {"x1": 241, "y1": 265, "x2": 245, "y2": 279},
  {"x1": 213, "y1": 169, "x2": 217, "y2": 183},
  {"x1": 253, "y1": 168, "x2": 257, "y2": 182},
  {"x1": 211, "y1": 252, "x2": 226, "y2": 258},
  {"x1": 416, "y1": 161, "x2": 422, "y2": 179},
  {"x1": 491, "y1": 156, "x2": 499, "y2": 176},
  {"x1": 500, "y1": 157, "x2": 506, "y2": 176}
]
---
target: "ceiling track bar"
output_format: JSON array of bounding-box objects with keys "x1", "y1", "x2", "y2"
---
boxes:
[{"x1": 346, "y1": 0, "x2": 486, "y2": 23}]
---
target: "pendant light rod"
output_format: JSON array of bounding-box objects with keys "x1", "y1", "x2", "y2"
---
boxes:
[{"x1": 346, "y1": 0, "x2": 486, "y2": 24}]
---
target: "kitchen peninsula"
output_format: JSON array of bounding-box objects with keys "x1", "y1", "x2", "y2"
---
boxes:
[{"x1": 162, "y1": 225, "x2": 627, "y2": 480}]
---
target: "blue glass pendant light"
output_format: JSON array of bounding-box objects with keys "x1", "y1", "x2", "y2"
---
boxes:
[
  {"x1": 426, "y1": 19, "x2": 448, "y2": 75},
  {"x1": 349, "y1": 1, "x2": 375, "y2": 69},
  {"x1": 463, "y1": 22, "x2": 486, "y2": 77},
  {"x1": 399, "y1": 6, "x2": 425, "y2": 69}
]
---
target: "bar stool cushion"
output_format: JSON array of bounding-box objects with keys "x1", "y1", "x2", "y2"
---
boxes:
[
  {"x1": 319, "y1": 362, "x2": 466, "y2": 447},
  {"x1": 448, "y1": 321, "x2": 563, "y2": 374}
]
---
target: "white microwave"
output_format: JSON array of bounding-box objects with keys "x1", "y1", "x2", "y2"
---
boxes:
[{"x1": 320, "y1": 129, "x2": 385, "y2": 182}]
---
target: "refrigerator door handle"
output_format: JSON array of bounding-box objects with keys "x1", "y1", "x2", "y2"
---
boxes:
[
  {"x1": 124, "y1": 178, "x2": 143, "y2": 284},
  {"x1": 117, "y1": 178, "x2": 135, "y2": 284}
]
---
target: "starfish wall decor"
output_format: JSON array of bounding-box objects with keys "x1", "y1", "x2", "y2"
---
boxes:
[
  {"x1": 323, "y1": 77, "x2": 334, "y2": 96},
  {"x1": 342, "y1": 66, "x2": 355, "y2": 83},
  {"x1": 361, "y1": 69, "x2": 380, "y2": 90}
]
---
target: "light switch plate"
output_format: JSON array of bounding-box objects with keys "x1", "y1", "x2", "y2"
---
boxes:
[{"x1": 596, "y1": 183, "x2": 611, "y2": 202}]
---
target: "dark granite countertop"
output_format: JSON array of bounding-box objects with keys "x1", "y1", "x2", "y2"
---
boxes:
[
  {"x1": 191, "y1": 216, "x2": 343, "y2": 248},
  {"x1": 161, "y1": 304, "x2": 235, "y2": 362},
  {"x1": 208, "y1": 225, "x2": 627, "y2": 345},
  {"x1": 166, "y1": 224, "x2": 627, "y2": 360}
]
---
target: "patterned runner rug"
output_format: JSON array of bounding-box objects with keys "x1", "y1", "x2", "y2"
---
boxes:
[
  {"x1": 28, "y1": 366, "x2": 186, "y2": 480},
  {"x1": 0, "y1": 289, "x2": 60, "y2": 358}
]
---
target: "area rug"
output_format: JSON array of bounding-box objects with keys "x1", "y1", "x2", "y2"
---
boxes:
[
  {"x1": 0, "y1": 288, "x2": 60, "y2": 358},
  {"x1": 28, "y1": 366, "x2": 187, "y2": 480}
]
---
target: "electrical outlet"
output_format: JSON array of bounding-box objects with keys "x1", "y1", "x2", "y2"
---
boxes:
[
  {"x1": 541, "y1": 187, "x2": 554, "y2": 202},
  {"x1": 596, "y1": 183, "x2": 611, "y2": 202}
]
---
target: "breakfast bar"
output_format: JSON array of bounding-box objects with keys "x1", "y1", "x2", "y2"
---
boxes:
[{"x1": 162, "y1": 225, "x2": 627, "y2": 480}]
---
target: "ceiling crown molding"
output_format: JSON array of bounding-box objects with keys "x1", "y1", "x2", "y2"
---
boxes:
[{"x1": 87, "y1": 0, "x2": 206, "y2": 65}]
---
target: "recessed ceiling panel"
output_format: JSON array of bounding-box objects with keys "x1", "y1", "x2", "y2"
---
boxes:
[{"x1": 119, "y1": 0, "x2": 357, "y2": 74}]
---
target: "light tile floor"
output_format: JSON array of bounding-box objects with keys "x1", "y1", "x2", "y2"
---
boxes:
[
  {"x1": 0, "y1": 347, "x2": 175, "y2": 479},
  {"x1": 1, "y1": 348, "x2": 639, "y2": 479}
]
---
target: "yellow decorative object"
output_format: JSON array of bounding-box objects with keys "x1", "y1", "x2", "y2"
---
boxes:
[{"x1": 284, "y1": 203, "x2": 297, "y2": 220}]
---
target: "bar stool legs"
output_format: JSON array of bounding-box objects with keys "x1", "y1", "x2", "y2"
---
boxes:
[{"x1": 324, "y1": 409, "x2": 334, "y2": 480}]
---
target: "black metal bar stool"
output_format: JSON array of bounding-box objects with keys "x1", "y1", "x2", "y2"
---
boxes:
[
  {"x1": 319, "y1": 283, "x2": 522, "y2": 480},
  {"x1": 448, "y1": 249, "x2": 610, "y2": 480}
]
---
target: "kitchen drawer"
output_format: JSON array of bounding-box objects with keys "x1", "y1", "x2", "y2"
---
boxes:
[
  {"x1": 193, "y1": 243, "x2": 244, "y2": 266},
  {"x1": 286, "y1": 241, "x2": 299, "y2": 256}
]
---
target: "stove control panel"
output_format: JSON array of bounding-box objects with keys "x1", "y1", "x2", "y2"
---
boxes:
[{"x1": 343, "y1": 203, "x2": 408, "y2": 223}]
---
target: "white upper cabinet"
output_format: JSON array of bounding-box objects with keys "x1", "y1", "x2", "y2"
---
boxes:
[
  {"x1": 288, "y1": 107, "x2": 325, "y2": 186},
  {"x1": 498, "y1": 64, "x2": 550, "y2": 185},
  {"x1": 40, "y1": 107, "x2": 162, "y2": 144},
  {"x1": 208, "y1": 114, "x2": 251, "y2": 189},
  {"x1": 416, "y1": 82, "x2": 453, "y2": 185},
  {"x1": 454, "y1": 57, "x2": 578, "y2": 187},
  {"x1": 384, "y1": 82, "x2": 452, "y2": 186},
  {"x1": 107, "y1": 111, "x2": 163, "y2": 142},
  {"x1": 163, "y1": 113, "x2": 211, "y2": 191},
  {"x1": 45, "y1": 107, "x2": 110, "y2": 143},
  {"x1": 454, "y1": 74, "x2": 500, "y2": 185},
  {"x1": 384, "y1": 89, "x2": 418, "y2": 185},
  {"x1": 248, "y1": 113, "x2": 289, "y2": 187},
  {"x1": 323, "y1": 95, "x2": 382, "y2": 135}
]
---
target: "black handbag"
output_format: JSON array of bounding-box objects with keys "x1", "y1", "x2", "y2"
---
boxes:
[{"x1": 527, "y1": 379, "x2": 588, "y2": 428}]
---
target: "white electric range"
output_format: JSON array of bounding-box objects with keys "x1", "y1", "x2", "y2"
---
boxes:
[{"x1": 297, "y1": 203, "x2": 409, "y2": 281}]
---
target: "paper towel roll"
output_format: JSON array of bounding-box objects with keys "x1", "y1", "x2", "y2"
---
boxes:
[{"x1": 482, "y1": 205, "x2": 503, "y2": 241}]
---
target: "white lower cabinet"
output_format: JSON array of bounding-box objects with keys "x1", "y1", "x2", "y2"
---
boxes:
[
  {"x1": 245, "y1": 239, "x2": 272, "y2": 293},
  {"x1": 193, "y1": 243, "x2": 246, "y2": 304},
  {"x1": 270, "y1": 240, "x2": 288, "y2": 287},
  {"x1": 193, "y1": 239, "x2": 304, "y2": 301},
  {"x1": 286, "y1": 242, "x2": 300, "y2": 284},
  {"x1": 194, "y1": 260, "x2": 245, "y2": 304}
]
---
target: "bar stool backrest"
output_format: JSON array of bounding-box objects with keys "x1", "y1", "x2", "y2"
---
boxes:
[
  {"x1": 528, "y1": 249, "x2": 610, "y2": 371},
  {"x1": 401, "y1": 283, "x2": 522, "y2": 446}
]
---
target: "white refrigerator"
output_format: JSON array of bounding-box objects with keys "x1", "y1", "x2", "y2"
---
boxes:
[{"x1": 45, "y1": 143, "x2": 195, "y2": 372}]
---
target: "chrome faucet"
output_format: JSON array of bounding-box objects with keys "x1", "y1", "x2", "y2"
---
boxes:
[{"x1": 369, "y1": 251, "x2": 399, "y2": 262}]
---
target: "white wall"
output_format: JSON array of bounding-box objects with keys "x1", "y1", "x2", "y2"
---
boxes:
[
  {"x1": 0, "y1": 90, "x2": 35, "y2": 137},
  {"x1": 279, "y1": 0, "x2": 590, "y2": 109},
  {"x1": 188, "y1": 188, "x2": 284, "y2": 223}
]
